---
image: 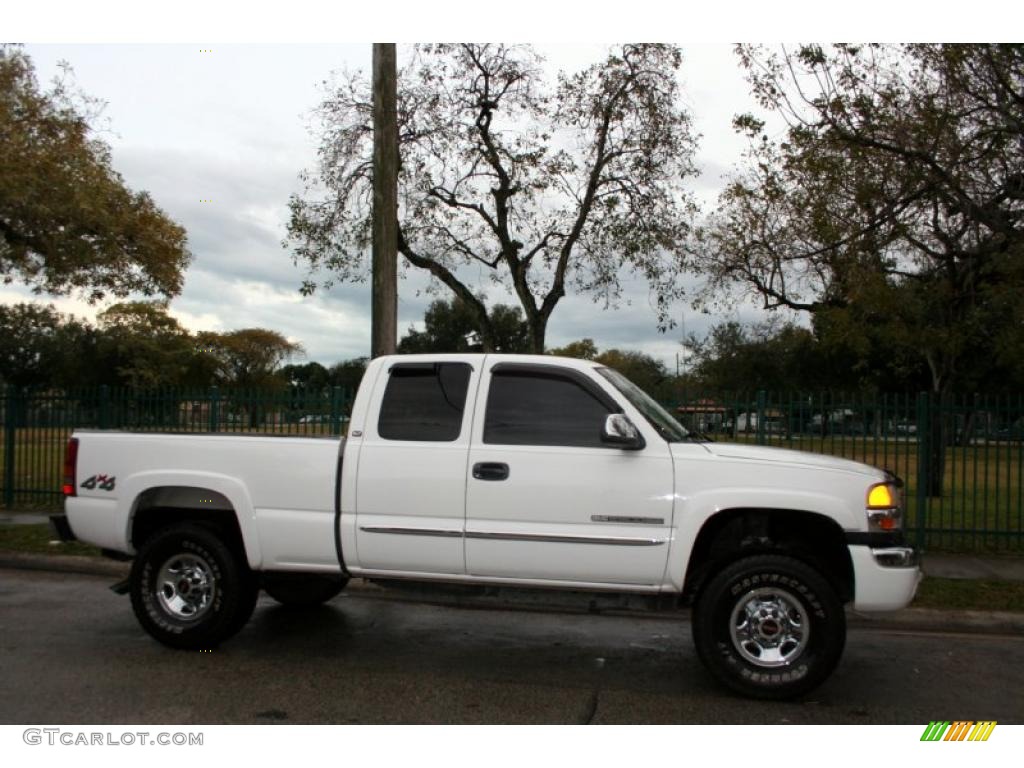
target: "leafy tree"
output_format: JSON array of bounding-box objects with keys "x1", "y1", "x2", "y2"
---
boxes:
[
  {"x1": 197, "y1": 328, "x2": 303, "y2": 390},
  {"x1": 687, "y1": 320, "x2": 838, "y2": 392},
  {"x1": 279, "y1": 362, "x2": 330, "y2": 392},
  {"x1": 0, "y1": 303, "x2": 93, "y2": 389},
  {"x1": 697, "y1": 44, "x2": 1024, "y2": 492},
  {"x1": 549, "y1": 338, "x2": 599, "y2": 360},
  {"x1": 288, "y1": 43, "x2": 698, "y2": 353},
  {"x1": 95, "y1": 301, "x2": 208, "y2": 388},
  {"x1": 0, "y1": 47, "x2": 190, "y2": 301},
  {"x1": 398, "y1": 297, "x2": 529, "y2": 353},
  {"x1": 327, "y1": 357, "x2": 368, "y2": 395},
  {"x1": 699, "y1": 44, "x2": 1024, "y2": 396}
]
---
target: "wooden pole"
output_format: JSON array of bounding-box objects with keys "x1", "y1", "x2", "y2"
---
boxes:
[{"x1": 371, "y1": 43, "x2": 398, "y2": 358}]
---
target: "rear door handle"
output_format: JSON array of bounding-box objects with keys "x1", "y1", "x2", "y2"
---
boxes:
[{"x1": 472, "y1": 462, "x2": 509, "y2": 481}]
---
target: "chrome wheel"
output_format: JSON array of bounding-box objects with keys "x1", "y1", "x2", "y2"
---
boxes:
[
  {"x1": 728, "y1": 586, "x2": 809, "y2": 668},
  {"x1": 156, "y1": 553, "x2": 216, "y2": 621}
]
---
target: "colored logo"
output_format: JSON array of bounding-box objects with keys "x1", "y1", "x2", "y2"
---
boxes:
[
  {"x1": 80, "y1": 474, "x2": 116, "y2": 492},
  {"x1": 920, "y1": 721, "x2": 997, "y2": 742}
]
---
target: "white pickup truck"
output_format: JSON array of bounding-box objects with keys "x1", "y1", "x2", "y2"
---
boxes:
[{"x1": 60, "y1": 354, "x2": 919, "y2": 699}]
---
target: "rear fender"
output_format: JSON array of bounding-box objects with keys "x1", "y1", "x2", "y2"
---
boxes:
[{"x1": 120, "y1": 471, "x2": 262, "y2": 569}]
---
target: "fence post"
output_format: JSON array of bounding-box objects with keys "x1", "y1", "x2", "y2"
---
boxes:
[
  {"x1": 3, "y1": 387, "x2": 16, "y2": 508},
  {"x1": 98, "y1": 385, "x2": 110, "y2": 430},
  {"x1": 330, "y1": 386, "x2": 342, "y2": 435},
  {"x1": 915, "y1": 391, "x2": 930, "y2": 550},
  {"x1": 208, "y1": 387, "x2": 220, "y2": 433},
  {"x1": 755, "y1": 390, "x2": 767, "y2": 446}
]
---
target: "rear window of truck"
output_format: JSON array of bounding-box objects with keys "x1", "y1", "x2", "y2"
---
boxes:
[{"x1": 377, "y1": 363, "x2": 472, "y2": 441}]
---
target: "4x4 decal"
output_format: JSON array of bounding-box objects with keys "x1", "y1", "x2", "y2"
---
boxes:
[{"x1": 80, "y1": 474, "x2": 116, "y2": 492}]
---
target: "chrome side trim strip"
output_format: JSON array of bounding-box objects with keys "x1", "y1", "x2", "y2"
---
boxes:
[
  {"x1": 359, "y1": 526, "x2": 667, "y2": 547},
  {"x1": 465, "y1": 531, "x2": 665, "y2": 547},
  {"x1": 590, "y1": 515, "x2": 665, "y2": 525},
  {"x1": 359, "y1": 526, "x2": 463, "y2": 538}
]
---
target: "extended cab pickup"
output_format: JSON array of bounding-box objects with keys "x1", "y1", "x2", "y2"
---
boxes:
[{"x1": 61, "y1": 354, "x2": 920, "y2": 699}]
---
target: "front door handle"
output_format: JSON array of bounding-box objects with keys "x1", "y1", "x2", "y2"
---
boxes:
[{"x1": 472, "y1": 462, "x2": 509, "y2": 481}]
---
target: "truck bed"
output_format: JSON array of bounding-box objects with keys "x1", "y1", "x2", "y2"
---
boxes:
[{"x1": 66, "y1": 431, "x2": 345, "y2": 571}]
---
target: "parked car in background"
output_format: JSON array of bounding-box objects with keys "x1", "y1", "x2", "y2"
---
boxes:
[
  {"x1": 731, "y1": 411, "x2": 788, "y2": 436},
  {"x1": 807, "y1": 409, "x2": 865, "y2": 436},
  {"x1": 995, "y1": 419, "x2": 1024, "y2": 442},
  {"x1": 890, "y1": 419, "x2": 917, "y2": 437},
  {"x1": 298, "y1": 414, "x2": 349, "y2": 425}
]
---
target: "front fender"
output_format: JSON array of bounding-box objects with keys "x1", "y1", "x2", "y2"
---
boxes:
[{"x1": 664, "y1": 486, "x2": 860, "y2": 591}]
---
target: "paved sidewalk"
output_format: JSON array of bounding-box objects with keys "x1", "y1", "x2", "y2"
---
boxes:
[{"x1": 0, "y1": 512, "x2": 51, "y2": 525}]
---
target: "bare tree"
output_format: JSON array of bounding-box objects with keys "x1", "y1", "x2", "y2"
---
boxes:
[{"x1": 287, "y1": 44, "x2": 698, "y2": 352}]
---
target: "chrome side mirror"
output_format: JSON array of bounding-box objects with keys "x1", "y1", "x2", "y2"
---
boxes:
[{"x1": 601, "y1": 413, "x2": 645, "y2": 450}]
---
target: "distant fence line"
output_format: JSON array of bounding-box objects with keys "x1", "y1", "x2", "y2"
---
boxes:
[{"x1": 1, "y1": 386, "x2": 1021, "y2": 553}]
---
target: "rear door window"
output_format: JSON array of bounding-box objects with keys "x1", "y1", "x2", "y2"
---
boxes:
[{"x1": 378, "y1": 363, "x2": 472, "y2": 441}]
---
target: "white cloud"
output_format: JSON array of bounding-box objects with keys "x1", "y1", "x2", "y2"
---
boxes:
[{"x1": 12, "y1": 42, "x2": 784, "y2": 371}]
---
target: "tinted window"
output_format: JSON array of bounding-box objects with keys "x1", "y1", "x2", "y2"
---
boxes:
[
  {"x1": 484, "y1": 369, "x2": 613, "y2": 448},
  {"x1": 378, "y1": 363, "x2": 472, "y2": 441}
]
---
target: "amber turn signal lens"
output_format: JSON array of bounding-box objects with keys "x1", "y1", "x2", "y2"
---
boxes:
[{"x1": 867, "y1": 483, "x2": 895, "y2": 509}]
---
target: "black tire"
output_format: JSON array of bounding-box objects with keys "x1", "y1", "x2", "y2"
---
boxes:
[
  {"x1": 692, "y1": 554, "x2": 846, "y2": 700},
  {"x1": 129, "y1": 523, "x2": 255, "y2": 650},
  {"x1": 262, "y1": 573, "x2": 348, "y2": 607}
]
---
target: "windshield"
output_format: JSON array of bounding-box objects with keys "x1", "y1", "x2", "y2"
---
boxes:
[{"x1": 595, "y1": 367, "x2": 691, "y2": 443}]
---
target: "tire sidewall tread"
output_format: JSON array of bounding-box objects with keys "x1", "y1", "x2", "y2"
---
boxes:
[
  {"x1": 130, "y1": 523, "x2": 251, "y2": 650},
  {"x1": 693, "y1": 553, "x2": 846, "y2": 700}
]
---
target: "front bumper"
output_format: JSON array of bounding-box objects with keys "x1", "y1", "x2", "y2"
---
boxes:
[{"x1": 846, "y1": 531, "x2": 922, "y2": 611}]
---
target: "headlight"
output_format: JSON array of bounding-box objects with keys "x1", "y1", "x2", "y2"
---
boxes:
[{"x1": 866, "y1": 482, "x2": 902, "y2": 531}]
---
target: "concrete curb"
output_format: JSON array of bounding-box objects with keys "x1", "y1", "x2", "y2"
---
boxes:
[
  {"x1": 847, "y1": 607, "x2": 1024, "y2": 636},
  {"x1": 0, "y1": 552, "x2": 130, "y2": 578},
  {"x1": 3, "y1": 551, "x2": 1023, "y2": 636}
]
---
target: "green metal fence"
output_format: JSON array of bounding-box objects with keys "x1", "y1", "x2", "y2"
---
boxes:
[
  {"x1": 1, "y1": 386, "x2": 1021, "y2": 553},
  {"x1": 1, "y1": 385, "x2": 353, "y2": 511},
  {"x1": 670, "y1": 391, "x2": 1023, "y2": 552}
]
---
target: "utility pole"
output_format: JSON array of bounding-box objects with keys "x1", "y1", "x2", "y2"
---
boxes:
[{"x1": 371, "y1": 43, "x2": 398, "y2": 358}]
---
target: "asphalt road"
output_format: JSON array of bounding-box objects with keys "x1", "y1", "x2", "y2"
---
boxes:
[{"x1": 1, "y1": 568, "x2": 1021, "y2": 724}]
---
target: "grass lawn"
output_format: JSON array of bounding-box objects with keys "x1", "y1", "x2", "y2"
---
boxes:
[
  {"x1": 912, "y1": 576, "x2": 1024, "y2": 613},
  {"x1": 0, "y1": 523, "x2": 100, "y2": 557}
]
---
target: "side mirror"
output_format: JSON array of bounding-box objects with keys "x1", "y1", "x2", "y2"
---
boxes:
[{"x1": 601, "y1": 413, "x2": 645, "y2": 450}]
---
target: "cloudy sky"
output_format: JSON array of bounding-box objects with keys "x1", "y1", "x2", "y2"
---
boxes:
[{"x1": 8, "y1": 4, "x2": 997, "y2": 371}]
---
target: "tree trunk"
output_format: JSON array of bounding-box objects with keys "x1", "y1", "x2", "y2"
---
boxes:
[
  {"x1": 923, "y1": 354, "x2": 951, "y2": 498},
  {"x1": 526, "y1": 314, "x2": 547, "y2": 354}
]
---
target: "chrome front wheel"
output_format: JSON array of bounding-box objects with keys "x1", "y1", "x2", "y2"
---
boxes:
[{"x1": 728, "y1": 587, "x2": 810, "y2": 668}]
